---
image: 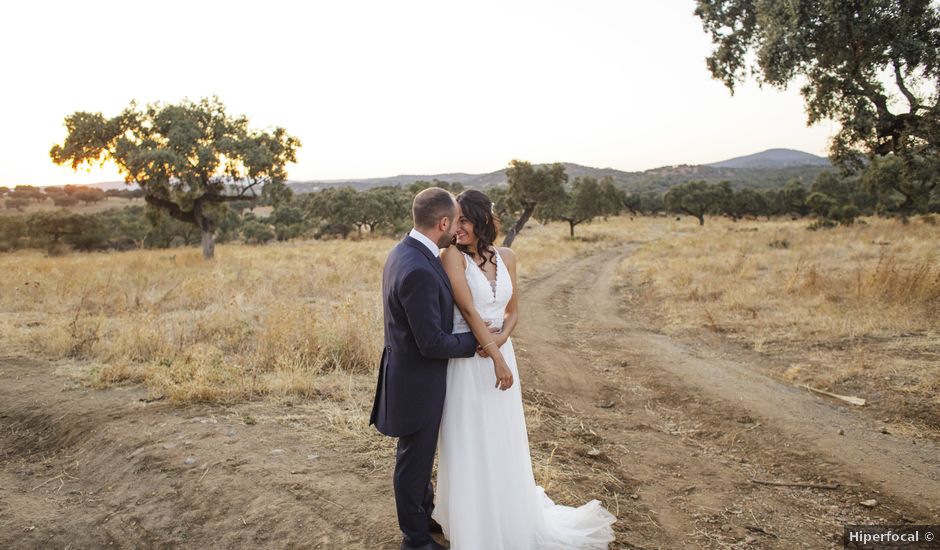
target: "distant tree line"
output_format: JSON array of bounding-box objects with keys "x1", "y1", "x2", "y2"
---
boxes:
[
  {"x1": 662, "y1": 160, "x2": 939, "y2": 227},
  {"x1": 1, "y1": 184, "x2": 144, "y2": 212},
  {"x1": 0, "y1": 180, "x2": 444, "y2": 254},
  {"x1": 3, "y1": 153, "x2": 934, "y2": 255}
]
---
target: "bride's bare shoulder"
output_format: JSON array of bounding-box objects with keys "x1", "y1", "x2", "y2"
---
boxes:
[
  {"x1": 497, "y1": 247, "x2": 516, "y2": 264},
  {"x1": 441, "y1": 245, "x2": 466, "y2": 267}
]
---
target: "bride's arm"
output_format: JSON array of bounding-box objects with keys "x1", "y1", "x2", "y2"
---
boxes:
[{"x1": 441, "y1": 246, "x2": 514, "y2": 390}]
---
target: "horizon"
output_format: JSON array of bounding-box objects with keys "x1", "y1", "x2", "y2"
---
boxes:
[
  {"x1": 15, "y1": 147, "x2": 829, "y2": 188},
  {"x1": 0, "y1": 1, "x2": 835, "y2": 187}
]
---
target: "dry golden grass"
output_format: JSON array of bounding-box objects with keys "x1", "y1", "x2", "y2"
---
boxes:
[
  {"x1": 1, "y1": 239, "x2": 387, "y2": 403},
  {"x1": 6, "y1": 210, "x2": 935, "y2": 436},
  {"x1": 0, "y1": 218, "x2": 619, "y2": 408},
  {"x1": 619, "y1": 215, "x2": 940, "y2": 423}
]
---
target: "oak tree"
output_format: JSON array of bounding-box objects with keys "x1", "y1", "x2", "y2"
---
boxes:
[
  {"x1": 50, "y1": 97, "x2": 300, "y2": 259},
  {"x1": 502, "y1": 160, "x2": 567, "y2": 247},
  {"x1": 695, "y1": 1, "x2": 939, "y2": 214}
]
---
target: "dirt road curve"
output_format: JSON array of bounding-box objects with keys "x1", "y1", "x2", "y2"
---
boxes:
[
  {"x1": 1, "y1": 244, "x2": 938, "y2": 549},
  {"x1": 515, "y1": 244, "x2": 940, "y2": 547}
]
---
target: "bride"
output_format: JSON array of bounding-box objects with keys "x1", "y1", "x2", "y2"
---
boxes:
[{"x1": 433, "y1": 189, "x2": 616, "y2": 549}]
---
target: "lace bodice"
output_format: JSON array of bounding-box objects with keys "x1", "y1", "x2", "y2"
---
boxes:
[{"x1": 452, "y1": 248, "x2": 513, "y2": 334}]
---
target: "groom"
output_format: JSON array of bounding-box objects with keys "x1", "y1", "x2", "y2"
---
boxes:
[{"x1": 370, "y1": 187, "x2": 489, "y2": 550}]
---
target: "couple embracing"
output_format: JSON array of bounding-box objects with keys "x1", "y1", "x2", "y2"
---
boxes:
[{"x1": 370, "y1": 187, "x2": 616, "y2": 550}]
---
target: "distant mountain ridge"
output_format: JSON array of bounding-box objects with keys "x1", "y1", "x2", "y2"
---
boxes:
[
  {"x1": 39, "y1": 148, "x2": 831, "y2": 194},
  {"x1": 288, "y1": 148, "x2": 831, "y2": 194},
  {"x1": 707, "y1": 148, "x2": 830, "y2": 169}
]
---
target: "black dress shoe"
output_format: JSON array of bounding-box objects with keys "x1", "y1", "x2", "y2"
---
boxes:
[
  {"x1": 400, "y1": 540, "x2": 447, "y2": 550},
  {"x1": 428, "y1": 517, "x2": 444, "y2": 534}
]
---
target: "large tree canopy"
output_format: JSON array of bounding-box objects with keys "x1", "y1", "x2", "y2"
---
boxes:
[
  {"x1": 540, "y1": 176, "x2": 609, "y2": 237},
  {"x1": 664, "y1": 180, "x2": 731, "y2": 225},
  {"x1": 50, "y1": 97, "x2": 301, "y2": 258},
  {"x1": 695, "y1": 0, "x2": 939, "y2": 213},
  {"x1": 501, "y1": 160, "x2": 567, "y2": 247}
]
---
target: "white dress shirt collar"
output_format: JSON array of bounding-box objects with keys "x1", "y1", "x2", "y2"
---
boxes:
[{"x1": 408, "y1": 228, "x2": 441, "y2": 257}]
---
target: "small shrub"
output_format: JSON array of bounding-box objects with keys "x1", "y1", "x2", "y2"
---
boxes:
[
  {"x1": 807, "y1": 219, "x2": 837, "y2": 231},
  {"x1": 44, "y1": 241, "x2": 70, "y2": 256},
  {"x1": 242, "y1": 220, "x2": 275, "y2": 244}
]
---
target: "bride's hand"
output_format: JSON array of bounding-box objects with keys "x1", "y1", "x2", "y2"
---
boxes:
[{"x1": 493, "y1": 355, "x2": 513, "y2": 391}]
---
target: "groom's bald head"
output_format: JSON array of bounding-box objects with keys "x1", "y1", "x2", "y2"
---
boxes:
[{"x1": 413, "y1": 187, "x2": 458, "y2": 230}]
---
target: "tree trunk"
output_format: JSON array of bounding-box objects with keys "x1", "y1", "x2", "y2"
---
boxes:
[
  {"x1": 201, "y1": 226, "x2": 215, "y2": 259},
  {"x1": 899, "y1": 195, "x2": 917, "y2": 219},
  {"x1": 697, "y1": 213, "x2": 705, "y2": 226},
  {"x1": 193, "y1": 202, "x2": 216, "y2": 260},
  {"x1": 502, "y1": 204, "x2": 535, "y2": 248},
  {"x1": 569, "y1": 221, "x2": 576, "y2": 238}
]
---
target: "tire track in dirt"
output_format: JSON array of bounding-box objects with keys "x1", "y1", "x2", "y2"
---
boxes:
[
  {"x1": 0, "y1": 350, "x2": 400, "y2": 549},
  {"x1": 514, "y1": 244, "x2": 940, "y2": 548}
]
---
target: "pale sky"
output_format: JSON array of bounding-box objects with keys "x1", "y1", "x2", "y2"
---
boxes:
[{"x1": 0, "y1": 0, "x2": 835, "y2": 187}]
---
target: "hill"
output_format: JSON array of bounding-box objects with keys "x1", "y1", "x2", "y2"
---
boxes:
[
  {"x1": 706, "y1": 148, "x2": 830, "y2": 169},
  {"x1": 287, "y1": 152, "x2": 831, "y2": 195}
]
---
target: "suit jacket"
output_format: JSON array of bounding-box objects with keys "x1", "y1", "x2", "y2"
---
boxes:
[{"x1": 369, "y1": 235, "x2": 478, "y2": 437}]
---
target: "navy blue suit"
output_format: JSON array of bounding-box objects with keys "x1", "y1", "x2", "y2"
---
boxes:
[{"x1": 370, "y1": 235, "x2": 477, "y2": 546}]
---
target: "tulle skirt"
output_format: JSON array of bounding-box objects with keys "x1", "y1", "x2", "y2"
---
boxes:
[{"x1": 433, "y1": 337, "x2": 617, "y2": 549}]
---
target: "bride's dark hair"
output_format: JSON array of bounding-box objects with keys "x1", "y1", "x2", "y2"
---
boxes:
[{"x1": 455, "y1": 189, "x2": 501, "y2": 269}]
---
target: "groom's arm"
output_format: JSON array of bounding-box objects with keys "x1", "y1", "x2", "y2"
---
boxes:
[{"x1": 399, "y1": 267, "x2": 478, "y2": 359}]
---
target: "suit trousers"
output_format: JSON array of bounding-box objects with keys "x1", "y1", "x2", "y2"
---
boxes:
[{"x1": 394, "y1": 414, "x2": 441, "y2": 546}]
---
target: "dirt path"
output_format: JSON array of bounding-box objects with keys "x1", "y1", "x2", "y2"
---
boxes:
[
  {"x1": 2, "y1": 244, "x2": 938, "y2": 549},
  {"x1": 515, "y1": 244, "x2": 940, "y2": 547},
  {"x1": 0, "y1": 343, "x2": 401, "y2": 549}
]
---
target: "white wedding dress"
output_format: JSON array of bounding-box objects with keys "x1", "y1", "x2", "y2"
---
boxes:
[{"x1": 433, "y1": 249, "x2": 616, "y2": 549}]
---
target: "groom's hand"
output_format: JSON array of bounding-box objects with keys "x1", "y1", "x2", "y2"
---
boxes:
[{"x1": 476, "y1": 326, "x2": 502, "y2": 357}]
